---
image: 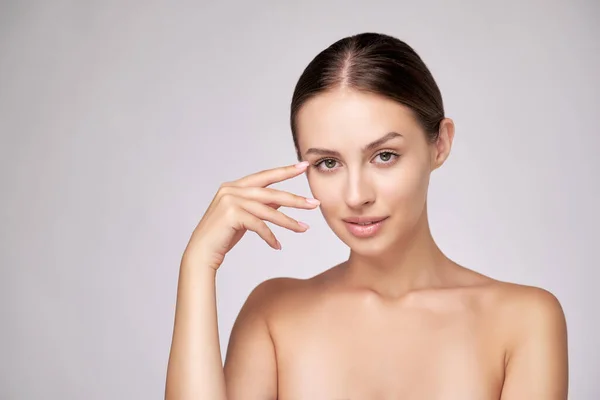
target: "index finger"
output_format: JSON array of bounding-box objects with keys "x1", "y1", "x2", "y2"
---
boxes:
[{"x1": 234, "y1": 161, "x2": 309, "y2": 188}]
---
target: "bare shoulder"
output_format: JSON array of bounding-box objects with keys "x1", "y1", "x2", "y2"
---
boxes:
[
  {"x1": 240, "y1": 274, "x2": 320, "y2": 318},
  {"x1": 224, "y1": 277, "x2": 316, "y2": 398},
  {"x1": 238, "y1": 264, "x2": 348, "y2": 330},
  {"x1": 437, "y1": 266, "x2": 567, "y2": 344},
  {"x1": 488, "y1": 281, "x2": 566, "y2": 327},
  {"x1": 484, "y1": 283, "x2": 568, "y2": 397},
  {"x1": 453, "y1": 272, "x2": 568, "y2": 394},
  {"x1": 480, "y1": 281, "x2": 568, "y2": 364},
  {"x1": 451, "y1": 266, "x2": 565, "y2": 320},
  {"x1": 245, "y1": 276, "x2": 304, "y2": 300}
]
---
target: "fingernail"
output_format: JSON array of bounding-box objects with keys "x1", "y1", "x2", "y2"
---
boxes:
[
  {"x1": 306, "y1": 198, "x2": 320, "y2": 205},
  {"x1": 298, "y1": 221, "x2": 310, "y2": 229},
  {"x1": 276, "y1": 240, "x2": 282, "y2": 250},
  {"x1": 294, "y1": 161, "x2": 309, "y2": 169}
]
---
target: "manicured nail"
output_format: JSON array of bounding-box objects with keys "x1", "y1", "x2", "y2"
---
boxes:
[
  {"x1": 294, "y1": 161, "x2": 309, "y2": 169},
  {"x1": 306, "y1": 198, "x2": 320, "y2": 205},
  {"x1": 298, "y1": 221, "x2": 310, "y2": 229}
]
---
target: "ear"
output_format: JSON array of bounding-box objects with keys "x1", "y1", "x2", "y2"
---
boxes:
[{"x1": 431, "y1": 118, "x2": 455, "y2": 171}]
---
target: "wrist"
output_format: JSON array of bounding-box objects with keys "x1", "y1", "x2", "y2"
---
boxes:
[{"x1": 181, "y1": 251, "x2": 220, "y2": 275}]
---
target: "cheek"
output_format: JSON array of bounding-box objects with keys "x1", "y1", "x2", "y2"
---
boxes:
[
  {"x1": 307, "y1": 165, "x2": 429, "y2": 214},
  {"x1": 379, "y1": 159, "x2": 430, "y2": 205},
  {"x1": 307, "y1": 173, "x2": 338, "y2": 205},
  {"x1": 306, "y1": 172, "x2": 347, "y2": 220}
]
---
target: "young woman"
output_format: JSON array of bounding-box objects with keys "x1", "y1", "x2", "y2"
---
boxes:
[{"x1": 165, "y1": 32, "x2": 568, "y2": 400}]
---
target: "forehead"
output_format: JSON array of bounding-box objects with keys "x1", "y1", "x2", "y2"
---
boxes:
[{"x1": 295, "y1": 88, "x2": 423, "y2": 153}]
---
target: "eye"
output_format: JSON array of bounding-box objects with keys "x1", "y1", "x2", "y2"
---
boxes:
[
  {"x1": 373, "y1": 151, "x2": 399, "y2": 164},
  {"x1": 312, "y1": 151, "x2": 400, "y2": 173},
  {"x1": 313, "y1": 158, "x2": 339, "y2": 172}
]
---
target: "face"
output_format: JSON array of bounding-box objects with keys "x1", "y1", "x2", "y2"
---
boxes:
[{"x1": 295, "y1": 88, "x2": 453, "y2": 256}]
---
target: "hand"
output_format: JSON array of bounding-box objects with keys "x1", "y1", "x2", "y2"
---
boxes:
[{"x1": 182, "y1": 161, "x2": 320, "y2": 271}]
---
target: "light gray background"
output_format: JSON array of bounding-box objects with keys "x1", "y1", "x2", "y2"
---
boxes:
[{"x1": 1, "y1": 1, "x2": 598, "y2": 399}]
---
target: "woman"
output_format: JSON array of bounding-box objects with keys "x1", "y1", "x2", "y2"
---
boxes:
[{"x1": 165, "y1": 32, "x2": 568, "y2": 399}]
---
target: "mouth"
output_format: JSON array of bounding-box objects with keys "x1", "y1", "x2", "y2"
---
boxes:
[
  {"x1": 343, "y1": 216, "x2": 388, "y2": 224},
  {"x1": 342, "y1": 216, "x2": 389, "y2": 238}
]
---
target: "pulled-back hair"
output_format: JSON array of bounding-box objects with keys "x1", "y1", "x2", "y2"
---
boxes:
[{"x1": 290, "y1": 32, "x2": 445, "y2": 160}]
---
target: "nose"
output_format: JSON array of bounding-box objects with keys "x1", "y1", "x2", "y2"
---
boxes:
[{"x1": 344, "y1": 168, "x2": 375, "y2": 209}]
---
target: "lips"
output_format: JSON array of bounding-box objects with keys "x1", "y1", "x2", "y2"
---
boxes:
[
  {"x1": 342, "y1": 216, "x2": 389, "y2": 238},
  {"x1": 342, "y1": 216, "x2": 388, "y2": 224}
]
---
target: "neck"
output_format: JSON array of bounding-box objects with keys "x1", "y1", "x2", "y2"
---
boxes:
[{"x1": 342, "y1": 206, "x2": 452, "y2": 298}]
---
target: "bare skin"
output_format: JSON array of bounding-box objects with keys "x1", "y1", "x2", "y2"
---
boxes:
[
  {"x1": 224, "y1": 262, "x2": 567, "y2": 399},
  {"x1": 165, "y1": 88, "x2": 568, "y2": 400}
]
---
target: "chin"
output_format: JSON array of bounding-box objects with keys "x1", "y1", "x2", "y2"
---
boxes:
[
  {"x1": 348, "y1": 244, "x2": 387, "y2": 259},
  {"x1": 350, "y1": 236, "x2": 397, "y2": 257}
]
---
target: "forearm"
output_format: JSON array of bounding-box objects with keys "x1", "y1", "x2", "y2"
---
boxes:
[{"x1": 165, "y1": 259, "x2": 226, "y2": 400}]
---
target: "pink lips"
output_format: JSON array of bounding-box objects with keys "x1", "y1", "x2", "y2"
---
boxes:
[{"x1": 342, "y1": 216, "x2": 388, "y2": 238}]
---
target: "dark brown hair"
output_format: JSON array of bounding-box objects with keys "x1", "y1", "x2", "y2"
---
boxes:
[{"x1": 290, "y1": 32, "x2": 445, "y2": 160}]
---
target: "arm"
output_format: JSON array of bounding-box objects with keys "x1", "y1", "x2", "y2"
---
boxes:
[
  {"x1": 223, "y1": 279, "x2": 279, "y2": 400},
  {"x1": 164, "y1": 161, "x2": 315, "y2": 399},
  {"x1": 165, "y1": 259, "x2": 227, "y2": 400},
  {"x1": 500, "y1": 288, "x2": 568, "y2": 399}
]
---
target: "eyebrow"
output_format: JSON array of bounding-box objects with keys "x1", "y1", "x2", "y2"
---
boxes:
[{"x1": 304, "y1": 131, "x2": 404, "y2": 158}]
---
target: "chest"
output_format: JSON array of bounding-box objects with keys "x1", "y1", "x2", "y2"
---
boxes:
[{"x1": 272, "y1": 301, "x2": 505, "y2": 399}]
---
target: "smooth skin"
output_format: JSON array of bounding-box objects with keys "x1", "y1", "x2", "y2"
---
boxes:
[{"x1": 165, "y1": 88, "x2": 568, "y2": 400}]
